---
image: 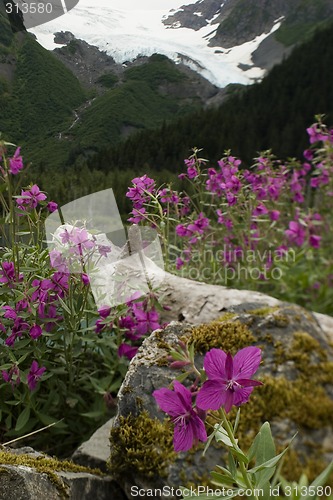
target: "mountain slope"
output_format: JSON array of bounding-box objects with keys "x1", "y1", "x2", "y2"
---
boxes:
[
  {"x1": 0, "y1": 10, "x2": 217, "y2": 168},
  {"x1": 87, "y1": 20, "x2": 333, "y2": 175},
  {"x1": 0, "y1": 5, "x2": 87, "y2": 166},
  {"x1": 164, "y1": 0, "x2": 333, "y2": 70}
]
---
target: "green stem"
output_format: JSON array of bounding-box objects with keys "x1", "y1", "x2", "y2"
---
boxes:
[
  {"x1": 219, "y1": 408, "x2": 259, "y2": 500},
  {"x1": 5, "y1": 167, "x2": 20, "y2": 275}
]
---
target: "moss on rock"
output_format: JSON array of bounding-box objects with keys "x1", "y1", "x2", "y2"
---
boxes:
[
  {"x1": 185, "y1": 319, "x2": 255, "y2": 354},
  {"x1": 0, "y1": 449, "x2": 103, "y2": 498},
  {"x1": 108, "y1": 411, "x2": 176, "y2": 479}
]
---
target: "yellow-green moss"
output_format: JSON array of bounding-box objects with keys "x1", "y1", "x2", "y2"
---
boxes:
[
  {"x1": 185, "y1": 320, "x2": 255, "y2": 354},
  {"x1": 245, "y1": 306, "x2": 281, "y2": 316},
  {"x1": 216, "y1": 312, "x2": 237, "y2": 322},
  {"x1": 0, "y1": 450, "x2": 103, "y2": 498},
  {"x1": 108, "y1": 411, "x2": 176, "y2": 478}
]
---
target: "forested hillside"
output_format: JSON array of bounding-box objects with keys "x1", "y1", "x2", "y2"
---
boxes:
[{"x1": 89, "y1": 20, "x2": 333, "y2": 177}]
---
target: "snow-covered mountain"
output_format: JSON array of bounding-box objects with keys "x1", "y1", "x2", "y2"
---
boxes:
[
  {"x1": 25, "y1": 0, "x2": 333, "y2": 89},
  {"x1": 28, "y1": 0, "x2": 283, "y2": 88}
]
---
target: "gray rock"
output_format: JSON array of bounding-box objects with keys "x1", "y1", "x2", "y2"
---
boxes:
[
  {"x1": 157, "y1": 271, "x2": 333, "y2": 343},
  {"x1": 72, "y1": 418, "x2": 114, "y2": 471},
  {"x1": 0, "y1": 448, "x2": 126, "y2": 500},
  {"x1": 109, "y1": 302, "x2": 333, "y2": 499}
]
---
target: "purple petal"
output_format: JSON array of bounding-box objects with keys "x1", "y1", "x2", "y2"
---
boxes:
[
  {"x1": 196, "y1": 380, "x2": 227, "y2": 411},
  {"x1": 173, "y1": 380, "x2": 192, "y2": 409},
  {"x1": 153, "y1": 387, "x2": 186, "y2": 417},
  {"x1": 237, "y1": 378, "x2": 263, "y2": 387},
  {"x1": 192, "y1": 414, "x2": 207, "y2": 443},
  {"x1": 173, "y1": 419, "x2": 194, "y2": 452},
  {"x1": 233, "y1": 387, "x2": 254, "y2": 406},
  {"x1": 224, "y1": 389, "x2": 234, "y2": 413},
  {"x1": 233, "y1": 347, "x2": 262, "y2": 379},
  {"x1": 225, "y1": 352, "x2": 233, "y2": 379},
  {"x1": 203, "y1": 349, "x2": 227, "y2": 380}
]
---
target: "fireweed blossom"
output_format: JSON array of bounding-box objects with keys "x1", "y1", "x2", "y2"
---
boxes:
[
  {"x1": 8, "y1": 147, "x2": 24, "y2": 175},
  {"x1": 196, "y1": 347, "x2": 262, "y2": 413},
  {"x1": 27, "y1": 361, "x2": 46, "y2": 391},
  {"x1": 153, "y1": 380, "x2": 207, "y2": 452},
  {"x1": 16, "y1": 184, "x2": 47, "y2": 210}
]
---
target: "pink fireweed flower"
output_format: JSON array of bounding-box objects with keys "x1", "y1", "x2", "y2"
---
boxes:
[
  {"x1": 306, "y1": 125, "x2": 327, "y2": 144},
  {"x1": 309, "y1": 234, "x2": 321, "y2": 249},
  {"x1": 128, "y1": 207, "x2": 146, "y2": 224},
  {"x1": 2, "y1": 365, "x2": 20, "y2": 388},
  {"x1": 132, "y1": 304, "x2": 161, "y2": 336},
  {"x1": 126, "y1": 175, "x2": 156, "y2": 209},
  {"x1": 9, "y1": 147, "x2": 24, "y2": 175},
  {"x1": 187, "y1": 166, "x2": 199, "y2": 179},
  {"x1": 98, "y1": 306, "x2": 112, "y2": 318},
  {"x1": 0, "y1": 261, "x2": 15, "y2": 284},
  {"x1": 176, "y1": 224, "x2": 192, "y2": 237},
  {"x1": 176, "y1": 257, "x2": 184, "y2": 269},
  {"x1": 82, "y1": 273, "x2": 90, "y2": 286},
  {"x1": 27, "y1": 361, "x2": 46, "y2": 391},
  {"x1": 270, "y1": 210, "x2": 280, "y2": 221},
  {"x1": 153, "y1": 380, "x2": 207, "y2": 452},
  {"x1": 187, "y1": 213, "x2": 209, "y2": 235},
  {"x1": 252, "y1": 203, "x2": 269, "y2": 217},
  {"x1": 196, "y1": 347, "x2": 262, "y2": 413},
  {"x1": 47, "y1": 201, "x2": 58, "y2": 213},
  {"x1": 303, "y1": 149, "x2": 314, "y2": 161},
  {"x1": 49, "y1": 249, "x2": 70, "y2": 273},
  {"x1": 118, "y1": 343, "x2": 138, "y2": 360},
  {"x1": 16, "y1": 184, "x2": 47, "y2": 209},
  {"x1": 3, "y1": 305, "x2": 17, "y2": 320},
  {"x1": 29, "y1": 324, "x2": 43, "y2": 340},
  {"x1": 98, "y1": 244, "x2": 112, "y2": 257},
  {"x1": 285, "y1": 221, "x2": 306, "y2": 247}
]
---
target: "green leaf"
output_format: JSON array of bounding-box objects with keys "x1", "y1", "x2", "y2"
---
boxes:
[
  {"x1": 211, "y1": 471, "x2": 236, "y2": 487},
  {"x1": 248, "y1": 445, "x2": 292, "y2": 473},
  {"x1": 228, "y1": 450, "x2": 237, "y2": 478},
  {"x1": 254, "y1": 422, "x2": 276, "y2": 466},
  {"x1": 215, "y1": 424, "x2": 237, "y2": 448},
  {"x1": 80, "y1": 410, "x2": 104, "y2": 419},
  {"x1": 15, "y1": 406, "x2": 31, "y2": 432},
  {"x1": 36, "y1": 412, "x2": 59, "y2": 426},
  {"x1": 300, "y1": 459, "x2": 333, "y2": 500},
  {"x1": 175, "y1": 371, "x2": 191, "y2": 383},
  {"x1": 57, "y1": 296, "x2": 72, "y2": 314},
  {"x1": 233, "y1": 408, "x2": 241, "y2": 433},
  {"x1": 203, "y1": 423, "x2": 222, "y2": 457}
]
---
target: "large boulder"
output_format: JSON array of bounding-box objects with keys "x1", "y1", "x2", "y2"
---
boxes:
[
  {"x1": 0, "y1": 447, "x2": 126, "y2": 500},
  {"x1": 109, "y1": 302, "x2": 333, "y2": 499},
  {"x1": 157, "y1": 271, "x2": 333, "y2": 343}
]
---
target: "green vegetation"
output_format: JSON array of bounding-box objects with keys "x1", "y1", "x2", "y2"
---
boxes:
[
  {"x1": 91, "y1": 20, "x2": 333, "y2": 178},
  {"x1": 96, "y1": 72, "x2": 118, "y2": 88},
  {"x1": 124, "y1": 53, "x2": 184, "y2": 89},
  {"x1": 275, "y1": 0, "x2": 333, "y2": 46}
]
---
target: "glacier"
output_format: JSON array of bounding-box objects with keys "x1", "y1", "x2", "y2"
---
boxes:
[{"x1": 28, "y1": 0, "x2": 282, "y2": 88}]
